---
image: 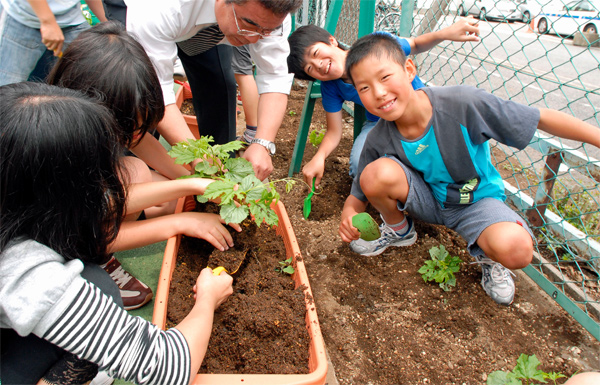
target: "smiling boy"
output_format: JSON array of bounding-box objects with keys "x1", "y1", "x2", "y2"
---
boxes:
[
  {"x1": 287, "y1": 18, "x2": 480, "y2": 188},
  {"x1": 338, "y1": 33, "x2": 600, "y2": 305}
]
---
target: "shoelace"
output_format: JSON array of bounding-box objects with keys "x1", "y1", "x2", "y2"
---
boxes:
[
  {"x1": 471, "y1": 258, "x2": 516, "y2": 284},
  {"x1": 108, "y1": 265, "x2": 133, "y2": 287}
]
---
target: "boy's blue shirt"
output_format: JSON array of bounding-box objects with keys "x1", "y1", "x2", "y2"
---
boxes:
[
  {"x1": 320, "y1": 32, "x2": 425, "y2": 122},
  {"x1": 350, "y1": 86, "x2": 541, "y2": 207}
]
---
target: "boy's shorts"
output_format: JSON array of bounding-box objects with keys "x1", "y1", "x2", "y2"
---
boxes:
[
  {"x1": 231, "y1": 45, "x2": 253, "y2": 75},
  {"x1": 388, "y1": 156, "x2": 533, "y2": 258}
]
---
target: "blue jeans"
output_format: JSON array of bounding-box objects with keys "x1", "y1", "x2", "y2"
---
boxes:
[
  {"x1": 349, "y1": 119, "x2": 378, "y2": 178},
  {"x1": 0, "y1": 11, "x2": 89, "y2": 86}
]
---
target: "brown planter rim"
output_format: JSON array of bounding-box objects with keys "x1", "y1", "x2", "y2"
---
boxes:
[{"x1": 152, "y1": 197, "x2": 328, "y2": 385}]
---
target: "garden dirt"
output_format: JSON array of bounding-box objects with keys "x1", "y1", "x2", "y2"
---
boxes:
[{"x1": 174, "y1": 81, "x2": 600, "y2": 384}]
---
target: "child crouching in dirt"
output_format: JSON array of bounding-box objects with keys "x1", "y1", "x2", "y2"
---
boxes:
[{"x1": 338, "y1": 33, "x2": 600, "y2": 306}]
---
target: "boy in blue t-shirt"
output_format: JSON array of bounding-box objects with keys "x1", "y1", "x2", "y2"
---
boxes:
[
  {"x1": 339, "y1": 33, "x2": 600, "y2": 305},
  {"x1": 287, "y1": 18, "x2": 480, "y2": 188}
]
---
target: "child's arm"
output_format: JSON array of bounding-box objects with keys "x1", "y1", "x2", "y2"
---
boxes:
[
  {"x1": 177, "y1": 267, "x2": 233, "y2": 382},
  {"x1": 339, "y1": 195, "x2": 368, "y2": 243},
  {"x1": 537, "y1": 109, "x2": 600, "y2": 149},
  {"x1": 408, "y1": 16, "x2": 480, "y2": 55},
  {"x1": 109, "y1": 212, "x2": 242, "y2": 252},
  {"x1": 124, "y1": 178, "x2": 214, "y2": 214},
  {"x1": 27, "y1": 0, "x2": 64, "y2": 56},
  {"x1": 302, "y1": 110, "x2": 344, "y2": 188},
  {"x1": 129, "y1": 134, "x2": 191, "y2": 180}
]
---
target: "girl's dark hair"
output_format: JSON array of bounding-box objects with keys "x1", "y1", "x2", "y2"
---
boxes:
[
  {"x1": 287, "y1": 24, "x2": 339, "y2": 81},
  {"x1": 0, "y1": 82, "x2": 127, "y2": 264},
  {"x1": 48, "y1": 21, "x2": 164, "y2": 148},
  {"x1": 345, "y1": 32, "x2": 407, "y2": 85}
]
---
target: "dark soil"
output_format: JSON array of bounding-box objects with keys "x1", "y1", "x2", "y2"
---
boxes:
[
  {"x1": 173, "y1": 81, "x2": 600, "y2": 383},
  {"x1": 166, "y1": 214, "x2": 310, "y2": 374}
]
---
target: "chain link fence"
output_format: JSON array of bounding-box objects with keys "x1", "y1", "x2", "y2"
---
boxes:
[{"x1": 294, "y1": 0, "x2": 600, "y2": 340}]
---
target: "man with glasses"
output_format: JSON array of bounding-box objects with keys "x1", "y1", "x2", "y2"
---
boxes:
[{"x1": 125, "y1": 0, "x2": 302, "y2": 180}]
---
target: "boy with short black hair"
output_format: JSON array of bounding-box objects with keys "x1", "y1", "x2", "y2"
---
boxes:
[
  {"x1": 339, "y1": 33, "x2": 600, "y2": 305},
  {"x1": 287, "y1": 19, "x2": 480, "y2": 188}
]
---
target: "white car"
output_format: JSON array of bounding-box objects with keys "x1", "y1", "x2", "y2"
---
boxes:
[
  {"x1": 457, "y1": 0, "x2": 523, "y2": 21},
  {"x1": 536, "y1": 0, "x2": 599, "y2": 35},
  {"x1": 515, "y1": 0, "x2": 543, "y2": 22}
]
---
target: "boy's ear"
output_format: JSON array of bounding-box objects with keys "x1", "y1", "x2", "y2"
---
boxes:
[
  {"x1": 328, "y1": 35, "x2": 338, "y2": 47},
  {"x1": 405, "y1": 58, "x2": 417, "y2": 81}
]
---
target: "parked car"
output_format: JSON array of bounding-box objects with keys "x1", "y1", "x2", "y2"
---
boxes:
[
  {"x1": 457, "y1": 0, "x2": 522, "y2": 21},
  {"x1": 515, "y1": 0, "x2": 543, "y2": 22},
  {"x1": 536, "y1": 0, "x2": 599, "y2": 35}
]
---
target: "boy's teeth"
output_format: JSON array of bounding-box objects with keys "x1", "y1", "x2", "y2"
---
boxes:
[
  {"x1": 325, "y1": 62, "x2": 331, "y2": 74},
  {"x1": 380, "y1": 100, "x2": 394, "y2": 109}
]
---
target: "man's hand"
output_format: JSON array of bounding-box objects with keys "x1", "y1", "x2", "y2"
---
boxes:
[{"x1": 243, "y1": 143, "x2": 273, "y2": 181}]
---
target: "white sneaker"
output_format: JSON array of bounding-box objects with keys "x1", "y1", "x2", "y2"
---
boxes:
[
  {"x1": 350, "y1": 217, "x2": 417, "y2": 256},
  {"x1": 472, "y1": 255, "x2": 516, "y2": 305}
]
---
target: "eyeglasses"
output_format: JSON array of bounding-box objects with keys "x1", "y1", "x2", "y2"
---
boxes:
[{"x1": 231, "y1": 5, "x2": 283, "y2": 38}]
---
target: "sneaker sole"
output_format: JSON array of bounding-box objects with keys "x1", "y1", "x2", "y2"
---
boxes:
[
  {"x1": 123, "y1": 292, "x2": 153, "y2": 311},
  {"x1": 357, "y1": 233, "x2": 418, "y2": 257}
]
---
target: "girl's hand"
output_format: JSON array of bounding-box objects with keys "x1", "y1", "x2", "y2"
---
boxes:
[
  {"x1": 339, "y1": 211, "x2": 361, "y2": 243},
  {"x1": 177, "y1": 212, "x2": 242, "y2": 251},
  {"x1": 302, "y1": 156, "x2": 325, "y2": 189},
  {"x1": 193, "y1": 268, "x2": 233, "y2": 309}
]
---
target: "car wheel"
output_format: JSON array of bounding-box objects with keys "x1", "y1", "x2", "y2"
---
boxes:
[
  {"x1": 480, "y1": 8, "x2": 487, "y2": 21},
  {"x1": 538, "y1": 18, "x2": 548, "y2": 34},
  {"x1": 583, "y1": 24, "x2": 597, "y2": 34},
  {"x1": 458, "y1": 5, "x2": 465, "y2": 16},
  {"x1": 523, "y1": 11, "x2": 531, "y2": 23}
]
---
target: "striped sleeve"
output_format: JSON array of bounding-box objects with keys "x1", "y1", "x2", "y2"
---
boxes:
[{"x1": 42, "y1": 281, "x2": 191, "y2": 385}]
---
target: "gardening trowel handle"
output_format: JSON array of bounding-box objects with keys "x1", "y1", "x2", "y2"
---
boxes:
[{"x1": 212, "y1": 266, "x2": 227, "y2": 276}]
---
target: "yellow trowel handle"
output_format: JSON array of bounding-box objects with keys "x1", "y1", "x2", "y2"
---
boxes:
[{"x1": 212, "y1": 266, "x2": 228, "y2": 276}]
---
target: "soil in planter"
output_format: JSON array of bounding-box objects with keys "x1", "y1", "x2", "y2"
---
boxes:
[{"x1": 166, "y1": 205, "x2": 310, "y2": 375}]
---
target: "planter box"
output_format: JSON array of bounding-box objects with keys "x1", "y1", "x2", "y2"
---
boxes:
[
  {"x1": 174, "y1": 82, "x2": 200, "y2": 139},
  {"x1": 152, "y1": 197, "x2": 328, "y2": 385}
]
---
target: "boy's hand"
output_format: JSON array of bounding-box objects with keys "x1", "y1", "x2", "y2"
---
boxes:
[
  {"x1": 444, "y1": 16, "x2": 480, "y2": 42},
  {"x1": 176, "y1": 212, "x2": 242, "y2": 251},
  {"x1": 339, "y1": 210, "x2": 362, "y2": 243},
  {"x1": 193, "y1": 267, "x2": 233, "y2": 309},
  {"x1": 302, "y1": 156, "x2": 326, "y2": 188}
]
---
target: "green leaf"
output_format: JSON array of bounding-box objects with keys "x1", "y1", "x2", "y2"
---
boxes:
[
  {"x1": 487, "y1": 371, "x2": 521, "y2": 385},
  {"x1": 285, "y1": 179, "x2": 296, "y2": 193},
  {"x1": 225, "y1": 157, "x2": 255, "y2": 182},
  {"x1": 214, "y1": 140, "x2": 244, "y2": 156},
  {"x1": 249, "y1": 201, "x2": 279, "y2": 227},
  {"x1": 203, "y1": 180, "x2": 238, "y2": 205},
  {"x1": 220, "y1": 202, "x2": 249, "y2": 224},
  {"x1": 513, "y1": 354, "x2": 546, "y2": 382},
  {"x1": 282, "y1": 265, "x2": 295, "y2": 274},
  {"x1": 194, "y1": 161, "x2": 220, "y2": 177},
  {"x1": 240, "y1": 175, "x2": 266, "y2": 202}
]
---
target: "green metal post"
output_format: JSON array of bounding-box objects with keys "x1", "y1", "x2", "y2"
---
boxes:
[{"x1": 399, "y1": 0, "x2": 415, "y2": 37}]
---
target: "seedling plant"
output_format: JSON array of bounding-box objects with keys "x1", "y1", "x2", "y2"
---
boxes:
[
  {"x1": 308, "y1": 127, "x2": 326, "y2": 147},
  {"x1": 487, "y1": 354, "x2": 567, "y2": 385},
  {"x1": 168, "y1": 136, "x2": 296, "y2": 227},
  {"x1": 275, "y1": 257, "x2": 295, "y2": 275},
  {"x1": 418, "y1": 245, "x2": 462, "y2": 292}
]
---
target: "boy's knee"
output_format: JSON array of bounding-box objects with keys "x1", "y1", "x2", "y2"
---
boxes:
[
  {"x1": 480, "y1": 224, "x2": 533, "y2": 269},
  {"x1": 360, "y1": 158, "x2": 404, "y2": 194}
]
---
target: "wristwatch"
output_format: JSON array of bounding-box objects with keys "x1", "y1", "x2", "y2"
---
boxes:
[{"x1": 250, "y1": 138, "x2": 276, "y2": 156}]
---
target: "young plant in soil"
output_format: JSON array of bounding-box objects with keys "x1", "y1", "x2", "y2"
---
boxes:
[
  {"x1": 418, "y1": 245, "x2": 462, "y2": 292},
  {"x1": 276, "y1": 256, "x2": 295, "y2": 275},
  {"x1": 308, "y1": 127, "x2": 326, "y2": 147},
  {"x1": 487, "y1": 354, "x2": 567, "y2": 385},
  {"x1": 169, "y1": 136, "x2": 296, "y2": 227}
]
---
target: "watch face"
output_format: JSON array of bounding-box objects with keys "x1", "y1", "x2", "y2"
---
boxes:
[{"x1": 268, "y1": 142, "x2": 276, "y2": 154}]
